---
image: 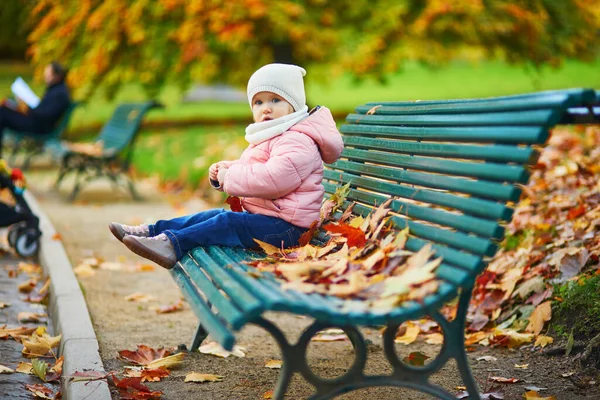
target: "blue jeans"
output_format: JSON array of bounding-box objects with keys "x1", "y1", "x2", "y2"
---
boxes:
[{"x1": 149, "y1": 208, "x2": 307, "y2": 259}]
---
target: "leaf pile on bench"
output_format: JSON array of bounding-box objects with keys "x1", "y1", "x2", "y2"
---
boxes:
[{"x1": 247, "y1": 186, "x2": 444, "y2": 310}]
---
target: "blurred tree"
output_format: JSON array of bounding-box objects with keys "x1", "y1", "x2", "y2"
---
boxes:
[
  {"x1": 0, "y1": 0, "x2": 32, "y2": 60},
  {"x1": 27, "y1": 0, "x2": 600, "y2": 99}
]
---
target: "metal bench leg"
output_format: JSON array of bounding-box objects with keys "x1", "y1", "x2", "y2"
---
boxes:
[
  {"x1": 452, "y1": 286, "x2": 482, "y2": 400},
  {"x1": 190, "y1": 323, "x2": 209, "y2": 352}
]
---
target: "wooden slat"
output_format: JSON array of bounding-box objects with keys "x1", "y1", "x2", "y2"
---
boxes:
[
  {"x1": 349, "y1": 202, "x2": 497, "y2": 257},
  {"x1": 323, "y1": 170, "x2": 513, "y2": 221},
  {"x1": 179, "y1": 258, "x2": 246, "y2": 329},
  {"x1": 326, "y1": 184, "x2": 504, "y2": 239},
  {"x1": 345, "y1": 109, "x2": 562, "y2": 128},
  {"x1": 170, "y1": 264, "x2": 235, "y2": 350},
  {"x1": 343, "y1": 136, "x2": 538, "y2": 164},
  {"x1": 340, "y1": 148, "x2": 530, "y2": 183},
  {"x1": 340, "y1": 124, "x2": 549, "y2": 144},
  {"x1": 363, "y1": 88, "x2": 596, "y2": 107},
  {"x1": 329, "y1": 160, "x2": 521, "y2": 201},
  {"x1": 355, "y1": 93, "x2": 576, "y2": 115}
]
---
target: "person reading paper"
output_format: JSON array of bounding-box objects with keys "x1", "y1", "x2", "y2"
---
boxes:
[{"x1": 0, "y1": 61, "x2": 71, "y2": 158}]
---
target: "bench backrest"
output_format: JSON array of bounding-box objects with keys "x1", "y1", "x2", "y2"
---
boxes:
[
  {"x1": 97, "y1": 101, "x2": 161, "y2": 153},
  {"x1": 46, "y1": 101, "x2": 80, "y2": 140},
  {"x1": 326, "y1": 88, "x2": 597, "y2": 289}
]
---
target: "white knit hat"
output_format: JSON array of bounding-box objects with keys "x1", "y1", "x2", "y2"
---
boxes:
[{"x1": 247, "y1": 63, "x2": 307, "y2": 112}]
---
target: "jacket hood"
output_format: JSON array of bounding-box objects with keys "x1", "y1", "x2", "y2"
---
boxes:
[{"x1": 291, "y1": 106, "x2": 343, "y2": 164}]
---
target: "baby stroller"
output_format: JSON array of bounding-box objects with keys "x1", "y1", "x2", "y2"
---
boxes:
[{"x1": 0, "y1": 160, "x2": 41, "y2": 257}]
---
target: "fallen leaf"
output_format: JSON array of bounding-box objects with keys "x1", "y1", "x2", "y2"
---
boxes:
[
  {"x1": 153, "y1": 300, "x2": 184, "y2": 314},
  {"x1": 265, "y1": 360, "x2": 282, "y2": 369},
  {"x1": 198, "y1": 341, "x2": 246, "y2": 358},
  {"x1": 16, "y1": 362, "x2": 33, "y2": 374},
  {"x1": 0, "y1": 302, "x2": 10, "y2": 309},
  {"x1": 32, "y1": 358, "x2": 48, "y2": 381},
  {"x1": 225, "y1": 196, "x2": 243, "y2": 212},
  {"x1": 73, "y1": 263, "x2": 96, "y2": 278},
  {"x1": 490, "y1": 376, "x2": 521, "y2": 383},
  {"x1": 52, "y1": 233, "x2": 62, "y2": 241},
  {"x1": 515, "y1": 364, "x2": 529, "y2": 369},
  {"x1": 394, "y1": 322, "x2": 420, "y2": 345},
  {"x1": 118, "y1": 345, "x2": 171, "y2": 366},
  {"x1": 184, "y1": 372, "x2": 224, "y2": 383},
  {"x1": 25, "y1": 383, "x2": 57, "y2": 399},
  {"x1": 0, "y1": 325, "x2": 36, "y2": 341},
  {"x1": 140, "y1": 367, "x2": 170, "y2": 382},
  {"x1": 18, "y1": 279, "x2": 37, "y2": 293},
  {"x1": 146, "y1": 353, "x2": 185, "y2": 370},
  {"x1": 402, "y1": 351, "x2": 430, "y2": 366},
  {"x1": 263, "y1": 389, "x2": 274, "y2": 399},
  {"x1": 298, "y1": 220, "x2": 319, "y2": 247},
  {"x1": 68, "y1": 370, "x2": 109, "y2": 383},
  {"x1": 523, "y1": 391, "x2": 557, "y2": 400},
  {"x1": 323, "y1": 223, "x2": 366, "y2": 248},
  {"x1": 526, "y1": 301, "x2": 552, "y2": 336},
  {"x1": 424, "y1": 333, "x2": 444, "y2": 345},
  {"x1": 477, "y1": 356, "x2": 498, "y2": 362},
  {"x1": 124, "y1": 293, "x2": 156, "y2": 302},
  {"x1": 0, "y1": 364, "x2": 14, "y2": 374},
  {"x1": 534, "y1": 335, "x2": 553, "y2": 348},
  {"x1": 253, "y1": 239, "x2": 280, "y2": 255},
  {"x1": 17, "y1": 312, "x2": 46, "y2": 323}
]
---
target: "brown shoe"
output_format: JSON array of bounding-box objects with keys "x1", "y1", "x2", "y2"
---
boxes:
[
  {"x1": 123, "y1": 233, "x2": 177, "y2": 269},
  {"x1": 109, "y1": 222, "x2": 150, "y2": 242}
]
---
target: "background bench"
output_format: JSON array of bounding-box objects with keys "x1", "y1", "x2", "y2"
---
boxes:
[
  {"x1": 171, "y1": 88, "x2": 599, "y2": 400},
  {"x1": 52, "y1": 101, "x2": 161, "y2": 201},
  {"x1": 5, "y1": 101, "x2": 80, "y2": 170}
]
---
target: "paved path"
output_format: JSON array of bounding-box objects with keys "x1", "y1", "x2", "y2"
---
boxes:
[{"x1": 0, "y1": 248, "x2": 57, "y2": 399}]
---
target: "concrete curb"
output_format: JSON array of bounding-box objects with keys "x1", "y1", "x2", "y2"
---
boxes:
[{"x1": 25, "y1": 191, "x2": 112, "y2": 400}]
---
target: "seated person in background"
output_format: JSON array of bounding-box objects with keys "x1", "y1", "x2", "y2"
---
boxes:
[{"x1": 0, "y1": 61, "x2": 71, "y2": 158}]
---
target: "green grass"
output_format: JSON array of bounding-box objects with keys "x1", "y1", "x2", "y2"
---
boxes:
[
  {"x1": 131, "y1": 124, "x2": 247, "y2": 188},
  {"x1": 552, "y1": 274, "x2": 600, "y2": 340},
  {"x1": 2, "y1": 59, "x2": 600, "y2": 131}
]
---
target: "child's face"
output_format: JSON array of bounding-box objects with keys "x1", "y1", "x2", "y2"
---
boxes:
[{"x1": 251, "y1": 92, "x2": 294, "y2": 123}]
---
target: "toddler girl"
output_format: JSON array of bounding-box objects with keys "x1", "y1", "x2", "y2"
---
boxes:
[{"x1": 109, "y1": 63, "x2": 344, "y2": 269}]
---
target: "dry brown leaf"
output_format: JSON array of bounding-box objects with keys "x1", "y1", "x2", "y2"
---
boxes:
[
  {"x1": 16, "y1": 362, "x2": 33, "y2": 374},
  {"x1": 264, "y1": 360, "x2": 282, "y2": 369},
  {"x1": 124, "y1": 292, "x2": 156, "y2": 303},
  {"x1": 0, "y1": 302, "x2": 10, "y2": 309},
  {"x1": 184, "y1": 372, "x2": 224, "y2": 383},
  {"x1": 18, "y1": 279, "x2": 37, "y2": 293},
  {"x1": 534, "y1": 335, "x2": 554, "y2": 348},
  {"x1": 526, "y1": 301, "x2": 552, "y2": 336},
  {"x1": 523, "y1": 391, "x2": 557, "y2": 400},
  {"x1": 0, "y1": 364, "x2": 14, "y2": 374},
  {"x1": 198, "y1": 342, "x2": 246, "y2": 358},
  {"x1": 394, "y1": 321, "x2": 420, "y2": 345},
  {"x1": 17, "y1": 312, "x2": 46, "y2": 323}
]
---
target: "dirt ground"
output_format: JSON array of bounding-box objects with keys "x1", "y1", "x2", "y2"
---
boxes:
[{"x1": 24, "y1": 167, "x2": 600, "y2": 400}]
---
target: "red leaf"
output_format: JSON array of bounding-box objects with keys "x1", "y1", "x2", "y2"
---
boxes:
[
  {"x1": 323, "y1": 223, "x2": 366, "y2": 248},
  {"x1": 117, "y1": 345, "x2": 171, "y2": 366},
  {"x1": 567, "y1": 204, "x2": 586, "y2": 220},
  {"x1": 402, "y1": 351, "x2": 430, "y2": 366},
  {"x1": 141, "y1": 367, "x2": 170, "y2": 382},
  {"x1": 225, "y1": 196, "x2": 243, "y2": 212},
  {"x1": 298, "y1": 220, "x2": 319, "y2": 247}
]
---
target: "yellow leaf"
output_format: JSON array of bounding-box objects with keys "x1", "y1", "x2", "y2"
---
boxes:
[
  {"x1": 514, "y1": 364, "x2": 529, "y2": 369},
  {"x1": 16, "y1": 362, "x2": 33, "y2": 374},
  {"x1": 253, "y1": 239, "x2": 280, "y2": 255},
  {"x1": 523, "y1": 391, "x2": 557, "y2": 400},
  {"x1": 184, "y1": 372, "x2": 224, "y2": 383},
  {"x1": 425, "y1": 333, "x2": 444, "y2": 345},
  {"x1": 145, "y1": 352, "x2": 185, "y2": 369},
  {"x1": 534, "y1": 335, "x2": 554, "y2": 348},
  {"x1": 0, "y1": 364, "x2": 14, "y2": 374},
  {"x1": 263, "y1": 389, "x2": 274, "y2": 399},
  {"x1": 394, "y1": 321, "x2": 420, "y2": 345},
  {"x1": 264, "y1": 360, "x2": 282, "y2": 369},
  {"x1": 198, "y1": 342, "x2": 246, "y2": 358},
  {"x1": 348, "y1": 216, "x2": 364, "y2": 228},
  {"x1": 526, "y1": 301, "x2": 552, "y2": 336}
]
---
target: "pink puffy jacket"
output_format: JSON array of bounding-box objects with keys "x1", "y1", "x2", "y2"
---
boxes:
[{"x1": 221, "y1": 107, "x2": 344, "y2": 228}]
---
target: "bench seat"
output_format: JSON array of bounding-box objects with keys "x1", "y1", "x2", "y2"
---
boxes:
[{"x1": 171, "y1": 88, "x2": 599, "y2": 400}]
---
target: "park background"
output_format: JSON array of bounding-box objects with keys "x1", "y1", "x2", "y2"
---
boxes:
[
  {"x1": 1, "y1": 0, "x2": 599, "y2": 193},
  {"x1": 1, "y1": 1, "x2": 599, "y2": 399}
]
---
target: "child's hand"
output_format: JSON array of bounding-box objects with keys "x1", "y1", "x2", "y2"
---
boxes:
[
  {"x1": 217, "y1": 167, "x2": 228, "y2": 186},
  {"x1": 209, "y1": 163, "x2": 220, "y2": 181}
]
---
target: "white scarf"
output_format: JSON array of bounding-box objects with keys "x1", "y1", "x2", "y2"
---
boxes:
[{"x1": 245, "y1": 106, "x2": 309, "y2": 145}]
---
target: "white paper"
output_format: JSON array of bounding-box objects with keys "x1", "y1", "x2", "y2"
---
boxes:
[{"x1": 11, "y1": 77, "x2": 40, "y2": 108}]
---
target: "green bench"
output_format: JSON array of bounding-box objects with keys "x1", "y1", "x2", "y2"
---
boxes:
[
  {"x1": 170, "y1": 88, "x2": 599, "y2": 399},
  {"x1": 52, "y1": 101, "x2": 161, "y2": 201},
  {"x1": 5, "y1": 101, "x2": 80, "y2": 170}
]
